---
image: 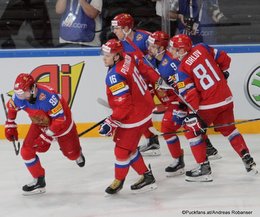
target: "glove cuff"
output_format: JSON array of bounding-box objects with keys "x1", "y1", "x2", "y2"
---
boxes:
[
  {"x1": 106, "y1": 117, "x2": 120, "y2": 128},
  {"x1": 40, "y1": 133, "x2": 53, "y2": 143},
  {"x1": 5, "y1": 120, "x2": 17, "y2": 128}
]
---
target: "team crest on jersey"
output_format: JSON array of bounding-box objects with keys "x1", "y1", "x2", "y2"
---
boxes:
[
  {"x1": 115, "y1": 96, "x2": 125, "y2": 102},
  {"x1": 109, "y1": 82, "x2": 125, "y2": 93},
  {"x1": 135, "y1": 34, "x2": 143, "y2": 41},
  {"x1": 162, "y1": 59, "x2": 168, "y2": 66},
  {"x1": 39, "y1": 93, "x2": 46, "y2": 101}
]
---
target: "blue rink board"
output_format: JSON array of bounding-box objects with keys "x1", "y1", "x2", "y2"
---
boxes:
[{"x1": 0, "y1": 45, "x2": 260, "y2": 58}]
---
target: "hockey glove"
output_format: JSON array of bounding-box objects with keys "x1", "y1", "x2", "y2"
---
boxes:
[
  {"x1": 155, "y1": 77, "x2": 170, "y2": 90},
  {"x1": 99, "y1": 117, "x2": 120, "y2": 137},
  {"x1": 34, "y1": 132, "x2": 53, "y2": 152},
  {"x1": 172, "y1": 109, "x2": 187, "y2": 126},
  {"x1": 5, "y1": 120, "x2": 18, "y2": 141},
  {"x1": 183, "y1": 114, "x2": 206, "y2": 137}
]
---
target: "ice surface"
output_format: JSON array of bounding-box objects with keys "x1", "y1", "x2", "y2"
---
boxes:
[{"x1": 0, "y1": 134, "x2": 259, "y2": 217}]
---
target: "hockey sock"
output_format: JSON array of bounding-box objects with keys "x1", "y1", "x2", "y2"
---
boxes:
[
  {"x1": 130, "y1": 150, "x2": 148, "y2": 175},
  {"x1": 227, "y1": 129, "x2": 249, "y2": 157},
  {"x1": 164, "y1": 135, "x2": 183, "y2": 158},
  {"x1": 24, "y1": 155, "x2": 45, "y2": 178},
  {"x1": 189, "y1": 138, "x2": 207, "y2": 163}
]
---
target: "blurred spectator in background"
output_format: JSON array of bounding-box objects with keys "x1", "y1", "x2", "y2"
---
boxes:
[
  {"x1": 0, "y1": 0, "x2": 53, "y2": 49},
  {"x1": 169, "y1": 0, "x2": 227, "y2": 44},
  {"x1": 56, "y1": 0, "x2": 102, "y2": 47},
  {"x1": 151, "y1": 0, "x2": 178, "y2": 37}
]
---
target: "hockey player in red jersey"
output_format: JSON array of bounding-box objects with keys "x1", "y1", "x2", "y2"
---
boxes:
[
  {"x1": 4, "y1": 73, "x2": 85, "y2": 195},
  {"x1": 99, "y1": 39, "x2": 157, "y2": 194},
  {"x1": 111, "y1": 13, "x2": 161, "y2": 156},
  {"x1": 145, "y1": 31, "x2": 220, "y2": 177},
  {"x1": 171, "y1": 34, "x2": 258, "y2": 181}
]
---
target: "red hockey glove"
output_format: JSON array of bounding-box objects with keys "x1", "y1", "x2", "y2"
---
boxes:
[
  {"x1": 5, "y1": 120, "x2": 18, "y2": 141},
  {"x1": 99, "y1": 117, "x2": 120, "y2": 137},
  {"x1": 183, "y1": 114, "x2": 206, "y2": 137},
  {"x1": 34, "y1": 132, "x2": 53, "y2": 152}
]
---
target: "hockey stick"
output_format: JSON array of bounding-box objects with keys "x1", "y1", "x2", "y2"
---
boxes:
[
  {"x1": 1, "y1": 94, "x2": 20, "y2": 155},
  {"x1": 78, "y1": 118, "x2": 106, "y2": 137},
  {"x1": 149, "y1": 117, "x2": 260, "y2": 136},
  {"x1": 97, "y1": 97, "x2": 110, "y2": 109}
]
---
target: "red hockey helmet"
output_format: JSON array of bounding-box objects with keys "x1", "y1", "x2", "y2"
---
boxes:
[
  {"x1": 102, "y1": 39, "x2": 123, "y2": 54},
  {"x1": 169, "y1": 34, "x2": 192, "y2": 52},
  {"x1": 111, "y1": 13, "x2": 134, "y2": 29},
  {"x1": 14, "y1": 73, "x2": 35, "y2": 95},
  {"x1": 147, "y1": 31, "x2": 170, "y2": 49}
]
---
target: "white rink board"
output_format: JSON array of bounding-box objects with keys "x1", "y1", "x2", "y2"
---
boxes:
[{"x1": 0, "y1": 48, "x2": 259, "y2": 125}]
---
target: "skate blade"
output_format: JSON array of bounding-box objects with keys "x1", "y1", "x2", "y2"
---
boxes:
[
  {"x1": 22, "y1": 187, "x2": 46, "y2": 196},
  {"x1": 207, "y1": 153, "x2": 222, "y2": 160},
  {"x1": 166, "y1": 168, "x2": 185, "y2": 177},
  {"x1": 104, "y1": 188, "x2": 123, "y2": 197},
  {"x1": 141, "y1": 150, "x2": 161, "y2": 157},
  {"x1": 185, "y1": 174, "x2": 213, "y2": 182},
  {"x1": 104, "y1": 192, "x2": 119, "y2": 197},
  {"x1": 247, "y1": 166, "x2": 258, "y2": 176},
  {"x1": 131, "y1": 183, "x2": 158, "y2": 194}
]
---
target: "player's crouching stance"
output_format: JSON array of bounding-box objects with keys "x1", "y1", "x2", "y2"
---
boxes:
[
  {"x1": 5, "y1": 73, "x2": 85, "y2": 195},
  {"x1": 100, "y1": 39, "x2": 157, "y2": 195}
]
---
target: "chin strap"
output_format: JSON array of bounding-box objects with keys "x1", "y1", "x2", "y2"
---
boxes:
[{"x1": 123, "y1": 29, "x2": 132, "y2": 41}]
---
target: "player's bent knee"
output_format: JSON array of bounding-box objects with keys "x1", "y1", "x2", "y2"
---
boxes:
[
  {"x1": 114, "y1": 146, "x2": 131, "y2": 160},
  {"x1": 20, "y1": 146, "x2": 36, "y2": 160},
  {"x1": 218, "y1": 126, "x2": 236, "y2": 137}
]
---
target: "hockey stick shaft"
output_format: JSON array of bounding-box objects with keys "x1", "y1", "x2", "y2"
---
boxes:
[
  {"x1": 150, "y1": 118, "x2": 260, "y2": 136},
  {"x1": 97, "y1": 97, "x2": 110, "y2": 109},
  {"x1": 78, "y1": 118, "x2": 106, "y2": 137},
  {"x1": 1, "y1": 94, "x2": 20, "y2": 155}
]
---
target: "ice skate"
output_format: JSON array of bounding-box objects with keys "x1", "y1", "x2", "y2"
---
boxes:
[
  {"x1": 205, "y1": 138, "x2": 221, "y2": 160},
  {"x1": 22, "y1": 176, "x2": 46, "y2": 196},
  {"x1": 131, "y1": 166, "x2": 157, "y2": 193},
  {"x1": 185, "y1": 161, "x2": 213, "y2": 182},
  {"x1": 105, "y1": 179, "x2": 125, "y2": 195},
  {"x1": 139, "y1": 135, "x2": 160, "y2": 156},
  {"x1": 165, "y1": 154, "x2": 185, "y2": 177},
  {"x1": 76, "y1": 152, "x2": 85, "y2": 167},
  {"x1": 241, "y1": 151, "x2": 258, "y2": 175}
]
